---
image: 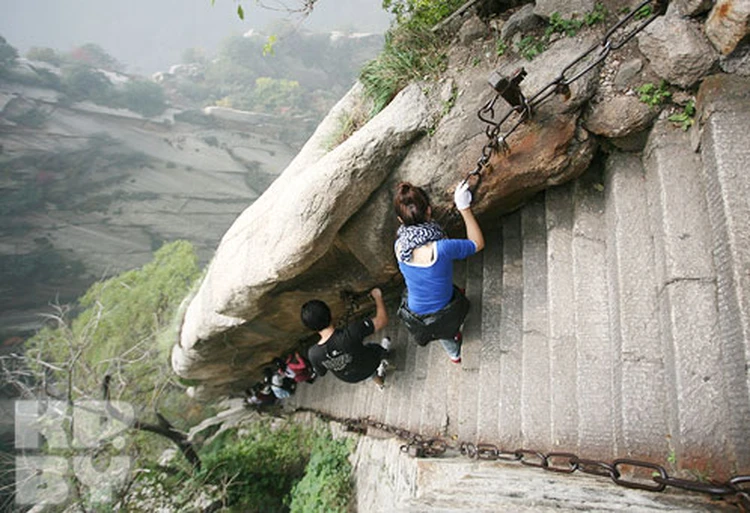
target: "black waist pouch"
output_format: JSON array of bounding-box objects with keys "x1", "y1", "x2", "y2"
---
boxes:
[{"x1": 397, "y1": 286, "x2": 470, "y2": 346}]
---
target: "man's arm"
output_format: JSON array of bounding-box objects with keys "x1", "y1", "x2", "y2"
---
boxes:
[
  {"x1": 306, "y1": 347, "x2": 327, "y2": 377},
  {"x1": 369, "y1": 287, "x2": 388, "y2": 331}
]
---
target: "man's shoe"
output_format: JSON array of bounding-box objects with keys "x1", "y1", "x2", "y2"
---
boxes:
[
  {"x1": 450, "y1": 356, "x2": 462, "y2": 364},
  {"x1": 376, "y1": 359, "x2": 389, "y2": 378},
  {"x1": 380, "y1": 336, "x2": 392, "y2": 351}
]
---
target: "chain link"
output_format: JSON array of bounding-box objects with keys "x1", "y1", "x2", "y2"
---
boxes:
[
  {"x1": 297, "y1": 408, "x2": 750, "y2": 510},
  {"x1": 465, "y1": 0, "x2": 668, "y2": 183}
]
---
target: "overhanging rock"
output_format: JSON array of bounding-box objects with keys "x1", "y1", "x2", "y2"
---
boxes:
[{"x1": 173, "y1": 25, "x2": 622, "y2": 397}]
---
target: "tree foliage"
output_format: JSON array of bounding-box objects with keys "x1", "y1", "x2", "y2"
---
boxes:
[
  {"x1": 357, "y1": 0, "x2": 472, "y2": 116},
  {"x1": 288, "y1": 434, "x2": 353, "y2": 513},
  {"x1": 199, "y1": 422, "x2": 316, "y2": 512},
  {"x1": 0, "y1": 35, "x2": 19, "y2": 73},
  {"x1": 26, "y1": 240, "x2": 201, "y2": 408},
  {"x1": 120, "y1": 419, "x2": 354, "y2": 512},
  {"x1": 26, "y1": 46, "x2": 63, "y2": 66},
  {"x1": 60, "y1": 63, "x2": 115, "y2": 102},
  {"x1": 120, "y1": 79, "x2": 168, "y2": 116},
  {"x1": 382, "y1": 0, "x2": 465, "y2": 28},
  {"x1": 69, "y1": 42, "x2": 124, "y2": 72}
]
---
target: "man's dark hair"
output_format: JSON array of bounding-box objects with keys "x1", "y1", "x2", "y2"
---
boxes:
[{"x1": 301, "y1": 299, "x2": 332, "y2": 331}]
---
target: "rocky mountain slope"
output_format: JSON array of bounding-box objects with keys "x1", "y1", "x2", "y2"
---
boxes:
[
  {"x1": 0, "y1": 82, "x2": 295, "y2": 338},
  {"x1": 0, "y1": 30, "x2": 384, "y2": 340}
]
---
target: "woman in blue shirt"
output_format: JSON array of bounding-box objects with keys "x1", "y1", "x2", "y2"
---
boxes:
[{"x1": 393, "y1": 180, "x2": 485, "y2": 363}]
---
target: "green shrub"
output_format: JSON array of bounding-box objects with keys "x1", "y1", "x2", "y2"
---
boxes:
[
  {"x1": 288, "y1": 435, "x2": 354, "y2": 513},
  {"x1": 26, "y1": 240, "x2": 201, "y2": 405},
  {"x1": 382, "y1": 0, "x2": 465, "y2": 28},
  {"x1": 584, "y1": 3, "x2": 607, "y2": 26},
  {"x1": 635, "y1": 4, "x2": 653, "y2": 19},
  {"x1": 5, "y1": 105, "x2": 49, "y2": 128},
  {"x1": 119, "y1": 79, "x2": 167, "y2": 117},
  {"x1": 360, "y1": 24, "x2": 446, "y2": 116},
  {"x1": 637, "y1": 81, "x2": 671, "y2": 107},
  {"x1": 61, "y1": 64, "x2": 115, "y2": 103},
  {"x1": 546, "y1": 12, "x2": 584, "y2": 38},
  {"x1": 668, "y1": 99, "x2": 696, "y2": 131},
  {"x1": 26, "y1": 46, "x2": 63, "y2": 66},
  {"x1": 518, "y1": 4, "x2": 608, "y2": 61},
  {"x1": 68, "y1": 42, "x2": 123, "y2": 72},
  {"x1": 358, "y1": 0, "x2": 466, "y2": 116},
  {"x1": 496, "y1": 39, "x2": 508, "y2": 57},
  {"x1": 198, "y1": 421, "x2": 318, "y2": 512},
  {"x1": 122, "y1": 421, "x2": 355, "y2": 512},
  {"x1": 0, "y1": 35, "x2": 19, "y2": 74},
  {"x1": 517, "y1": 36, "x2": 547, "y2": 60}
]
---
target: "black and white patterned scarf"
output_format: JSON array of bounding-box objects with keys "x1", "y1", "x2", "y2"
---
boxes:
[{"x1": 395, "y1": 221, "x2": 446, "y2": 263}]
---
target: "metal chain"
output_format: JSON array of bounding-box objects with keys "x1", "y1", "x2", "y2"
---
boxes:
[
  {"x1": 465, "y1": 0, "x2": 669, "y2": 182},
  {"x1": 296, "y1": 408, "x2": 750, "y2": 511}
]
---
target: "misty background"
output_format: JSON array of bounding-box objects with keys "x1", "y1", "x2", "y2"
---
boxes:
[
  {"x1": 0, "y1": 0, "x2": 394, "y2": 342},
  {"x1": 0, "y1": 0, "x2": 392, "y2": 74}
]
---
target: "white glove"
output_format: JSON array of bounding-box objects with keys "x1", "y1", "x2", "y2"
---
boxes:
[{"x1": 453, "y1": 180, "x2": 472, "y2": 211}]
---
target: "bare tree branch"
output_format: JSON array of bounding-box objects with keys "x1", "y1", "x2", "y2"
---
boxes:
[{"x1": 102, "y1": 376, "x2": 202, "y2": 471}]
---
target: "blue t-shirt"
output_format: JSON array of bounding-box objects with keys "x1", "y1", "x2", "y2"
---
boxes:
[{"x1": 398, "y1": 238, "x2": 476, "y2": 315}]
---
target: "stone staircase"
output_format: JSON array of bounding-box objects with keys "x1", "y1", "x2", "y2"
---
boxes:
[{"x1": 288, "y1": 81, "x2": 750, "y2": 509}]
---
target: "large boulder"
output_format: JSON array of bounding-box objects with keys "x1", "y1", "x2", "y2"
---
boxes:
[
  {"x1": 533, "y1": 0, "x2": 596, "y2": 20},
  {"x1": 637, "y1": 4, "x2": 719, "y2": 88},
  {"x1": 584, "y1": 94, "x2": 659, "y2": 139},
  {"x1": 173, "y1": 26, "x2": 601, "y2": 395},
  {"x1": 706, "y1": 0, "x2": 750, "y2": 55}
]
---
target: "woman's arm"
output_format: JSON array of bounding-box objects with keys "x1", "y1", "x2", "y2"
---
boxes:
[
  {"x1": 459, "y1": 207, "x2": 484, "y2": 252},
  {"x1": 454, "y1": 181, "x2": 485, "y2": 252}
]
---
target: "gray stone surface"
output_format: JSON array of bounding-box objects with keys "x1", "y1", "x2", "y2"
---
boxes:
[
  {"x1": 674, "y1": 0, "x2": 714, "y2": 17},
  {"x1": 584, "y1": 94, "x2": 659, "y2": 139},
  {"x1": 497, "y1": 213, "x2": 524, "y2": 448},
  {"x1": 643, "y1": 120, "x2": 714, "y2": 285},
  {"x1": 458, "y1": 15, "x2": 488, "y2": 45},
  {"x1": 613, "y1": 58, "x2": 644, "y2": 90},
  {"x1": 720, "y1": 40, "x2": 750, "y2": 75},
  {"x1": 350, "y1": 436, "x2": 732, "y2": 512},
  {"x1": 604, "y1": 152, "x2": 668, "y2": 461},
  {"x1": 520, "y1": 195, "x2": 551, "y2": 448},
  {"x1": 643, "y1": 118, "x2": 733, "y2": 474},
  {"x1": 545, "y1": 183, "x2": 578, "y2": 450},
  {"x1": 533, "y1": 0, "x2": 596, "y2": 20},
  {"x1": 572, "y1": 169, "x2": 615, "y2": 458},
  {"x1": 696, "y1": 74, "x2": 750, "y2": 469},
  {"x1": 477, "y1": 225, "x2": 503, "y2": 443},
  {"x1": 500, "y1": 3, "x2": 541, "y2": 41},
  {"x1": 637, "y1": 5, "x2": 719, "y2": 87},
  {"x1": 457, "y1": 254, "x2": 482, "y2": 442}
]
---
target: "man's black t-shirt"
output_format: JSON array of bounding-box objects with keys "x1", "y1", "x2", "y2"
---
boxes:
[{"x1": 307, "y1": 318, "x2": 383, "y2": 383}]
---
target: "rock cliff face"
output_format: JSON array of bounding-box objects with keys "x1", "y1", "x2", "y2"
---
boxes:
[
  {"x1": 173, "y1": 0, "x2": 750, "y2": 397},
  {"x1": 0, "y1": 76, "x2": 296, "y2": 338},
  {"x1": 0, "y1": 29, "x2": 386, "y2": 340}
]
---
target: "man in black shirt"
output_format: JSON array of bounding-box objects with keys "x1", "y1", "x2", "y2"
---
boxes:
[{"x1": 302, "y1": 288, "x2": 391, "y2": 389}]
